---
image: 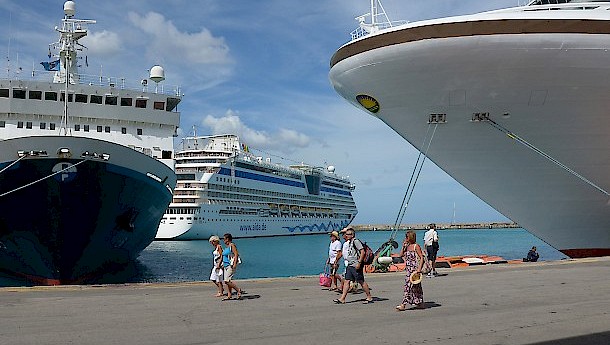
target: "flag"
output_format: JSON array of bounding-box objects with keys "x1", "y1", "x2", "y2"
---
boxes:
[{"x1": 40, "y1": 59, "x2": 60, "y2": 71}]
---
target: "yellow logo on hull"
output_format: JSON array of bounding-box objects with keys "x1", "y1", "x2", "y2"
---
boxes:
[{"x1": 356, "y1": 94, "x2": 380, "y2": 113}]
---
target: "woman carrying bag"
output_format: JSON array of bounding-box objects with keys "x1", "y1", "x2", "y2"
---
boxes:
[{"x1": 396, "y1": 230, "x2": 425, "y2": 311}]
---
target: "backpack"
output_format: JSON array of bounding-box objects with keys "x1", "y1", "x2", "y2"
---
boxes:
[{"x1": 353, "y1": 239, "x2": 374, "y2": 265}]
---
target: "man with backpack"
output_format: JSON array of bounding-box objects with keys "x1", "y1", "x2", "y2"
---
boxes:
[{"x1": 333, "y1": 227, "x2": 373, "y2": 304}]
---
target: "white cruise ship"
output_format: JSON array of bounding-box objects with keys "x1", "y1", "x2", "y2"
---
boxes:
[
  {"x1": 329, "y1": 0, "x2": 610, "y2": 258},
  {"x1": 0, "y1": 1, "x2": 179, "y2": 284},
  {"x1": 156, "y1": 134, "x2": 357, "y2": 239}
]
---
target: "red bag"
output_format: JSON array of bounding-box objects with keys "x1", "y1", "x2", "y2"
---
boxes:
[{"x1": 319, "y1": 265, "x2": 332, "y2": 287}]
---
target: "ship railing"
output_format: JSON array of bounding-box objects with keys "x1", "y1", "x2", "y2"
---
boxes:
[
  {"x1": 4, "y1": 69, "x2": 182, "y2": 97},
  {"x1": 350, "y1": 20, "x2": 408, "y2": 41}
]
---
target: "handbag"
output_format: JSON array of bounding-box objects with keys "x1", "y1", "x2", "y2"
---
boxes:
[
  {"x1": 420, "y1": 249, "x2": 433, "y2": 274},
  {"x1": 229, "y1": 256, "x2": 242, "y2": 266},
  {"x1": 319, "y1": 265, "x2": 332, "y2": 287}
]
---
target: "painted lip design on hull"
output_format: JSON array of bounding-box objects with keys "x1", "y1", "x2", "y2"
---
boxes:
[{"x1": 329, "y1": 1, "x2": 610, "y2": 258}]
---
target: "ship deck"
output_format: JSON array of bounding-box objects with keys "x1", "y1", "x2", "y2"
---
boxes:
[{"x1": 1, "y1": 257, "x2": 609, "y2": 344}]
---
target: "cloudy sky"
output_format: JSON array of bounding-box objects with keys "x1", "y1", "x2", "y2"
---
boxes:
[{"x1": 1, "y1": 0, "x2": 522, "y2": 225}]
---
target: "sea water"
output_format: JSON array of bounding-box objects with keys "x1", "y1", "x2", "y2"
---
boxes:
[{"x1": 0, "y1": 228, "x2": 568, "y2": 286}]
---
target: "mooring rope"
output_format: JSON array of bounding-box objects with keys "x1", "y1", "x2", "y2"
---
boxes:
[
  {"x1": 0, "y1": 159, "x2": 89, "y2": 198},
  {"x1": 484, "y1": 116, "x2": 610, "y2": 197},
  {"x1": 390, "y1": 122, "x2": 439, "y2": 240}
]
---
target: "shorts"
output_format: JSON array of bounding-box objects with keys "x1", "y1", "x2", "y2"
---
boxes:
[
  {"x1": 223, "y1": 266, "x2": 235, "y2": 282},
  {"x1": 426, "y1": 245, "x2": 438, "y2": 261},
  {"x1": 210, "y1": 267, "x2": 223, "y2": 282},
  {"x1": 345, "y1": 265, "x2": 364, "y2": 283},
  {"x1": 330, "y1": 263, "x2": 340, "y2": 275}
]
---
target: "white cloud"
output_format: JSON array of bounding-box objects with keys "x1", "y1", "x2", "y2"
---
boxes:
[
  {"x1": 127, "y1": 11, "x2": 231, "y2": 65},
  {"x1": 202, "y1": 110, "x2": 310, "y2": 153},
  {"x1": 83, "y1": 30, "x2": 121, "y2": 56}
]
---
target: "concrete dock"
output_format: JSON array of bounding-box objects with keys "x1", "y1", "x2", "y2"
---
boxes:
[{"x1": 1, "y1": 257, "x2": 609, "y2": 345}]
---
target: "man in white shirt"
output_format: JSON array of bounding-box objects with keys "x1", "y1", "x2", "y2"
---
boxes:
[
  {"x1": 423, "y1": 223, "x2": 439, "y2": 277},
  {"x1": 326, "y1": 231, "x2": 343, "y2": 290}
]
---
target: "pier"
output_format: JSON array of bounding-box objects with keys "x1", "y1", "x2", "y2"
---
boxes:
[
  {"x1": 1, "y1": 257, "x2": 609, "y2": 344},
  {"x1": 354, "y1": 221, "x2": 520, "y2": 231}
]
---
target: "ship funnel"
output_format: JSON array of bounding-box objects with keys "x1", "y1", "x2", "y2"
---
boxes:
[{"x1": 64, "y1": 1, "x2": 76, "y2": 17}]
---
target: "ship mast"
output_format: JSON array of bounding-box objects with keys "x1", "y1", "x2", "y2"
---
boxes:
[{"x1": 50, "y1": 1, "x2": 95, "y2": 135}]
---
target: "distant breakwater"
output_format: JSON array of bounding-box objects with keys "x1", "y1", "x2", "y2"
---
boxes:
[{"x1": 353, "y1": 222, "x2": 519, "y2": 231}]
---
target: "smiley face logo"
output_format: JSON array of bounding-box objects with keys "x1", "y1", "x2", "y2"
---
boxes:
[{"x1": 356, "y1": 94, "x2": 380, "y2": 113}]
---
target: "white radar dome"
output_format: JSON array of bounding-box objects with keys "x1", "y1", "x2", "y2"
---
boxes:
[
  {"x1": 149, "y1": 65, "x2": 165, "y2": 83},
  {"x1": 327, "y1": 166, "x2": 335, "y2": 173},
  {"x1": 64, "y1": 1, "x2": 76, "y2": 17}
]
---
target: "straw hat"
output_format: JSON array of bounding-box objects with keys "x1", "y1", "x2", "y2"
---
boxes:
[
  {"x1": 409, "y1": 271, "x2": 423, "y2": 284},
  {"x1": 329, "y1": 231, "x2": 339, "y2": 238}
]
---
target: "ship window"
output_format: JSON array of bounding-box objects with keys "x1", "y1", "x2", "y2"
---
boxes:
[
  {"x1": 60, "y1": 92, "x2": 73, "y2": 102},
  {"x1": 45, "y1": 91, "x2": 57, "y2": 101},
  {"x1": 40, "y1": 122, "x2": 46, "y2": 129},
  {"x1": 97, "y1": 125, "x2": 102, "y2": 132},
  {"x1": 137, "y1": 128, "x2": 143, "y2": 135},
  {"x1": 13, "y1": 89, "x2": 26, "y2": 99},
  {"x1": 84, "y1": 124, "x2": 89, "y2": 132},
  {"x1": 0, "y1": 89, "x2": 8, "y2": 97},
  {"x1": 0, "y1": 121, "x2": 5, "y2": 127},
  {"x1": 121, "y1": 127, "x2": 127, "y2": 134},
  {"x1": 17, "y1": 121, "x2": 23, "y2": 128},
  {"x1": 120, "y1": 97, "x2": 132, "y2": 106},
  {"x1": 153, "y1": 101, "x2": 165, "y2": 110},
  {"x1": 90, "y1": 95, "x2": 102, "y2": 104},
  {"x1": 49, "y1": 123, "x2": 55, "y2": 130},
  {"x1": 29, "y1": 90, "x2": 42, "y2": 100},
  {"x1": 75, "y1": 94, "x2": 88, "y2": 103},
  {"x1": 104, "y1": 126, "x2": 110, "y2": 133},
  {"x1": 105, "y1": 96, "x2": 117, "y2": 105},
  {"x1": 26, "y1": 121, "x2": 32, "y2": 129},
  {"x1": 162, "y1": 150, "x2": 172, "y2": 159},
  {"x1": 74, "y1": 124, "x2": 80, "y2": 131},
  {"x1": 135, "y1": 99, "x2": 147, "y2": 108}
]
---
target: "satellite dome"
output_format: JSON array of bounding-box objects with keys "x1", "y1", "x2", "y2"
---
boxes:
[
  {"x1": 149, "y1": 65, "x2": 165, "y2": 83},
  {"x1": 327, "y1": 166, "x2": 335, "y2": 173},
  {"x1": 64, "y1": 1, "x2": 76, "y2": 17}
]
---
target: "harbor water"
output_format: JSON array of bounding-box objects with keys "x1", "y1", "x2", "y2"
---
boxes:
[{"x1": 0, "y1": 228, "x2": 567, "y2": 286}]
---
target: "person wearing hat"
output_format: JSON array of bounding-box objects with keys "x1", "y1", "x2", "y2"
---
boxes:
[
  {"x1": 326, "y1": 230, "x2": 343, "y2": 291},
  {"x1": 423, "y1": 223, "x2": 440, "y2": 277},
  {"x1": 396, "y1": 230, "x2": 425, "y2": 311}
]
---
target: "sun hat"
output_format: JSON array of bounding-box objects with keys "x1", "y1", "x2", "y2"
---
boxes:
[
  {"x1": 330, "y1": 231, "x2": 339, "y2": 238},
  {"x1": 409, "y1": 271, "x2": 423, "y2": 284}
]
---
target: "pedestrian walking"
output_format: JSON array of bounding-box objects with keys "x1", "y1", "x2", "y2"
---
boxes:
[
  {"x1": 326, "y1": 230, "x2": 343, "y2": 291},
  {"x1": 424, "y1": 223, "x2": 439, "y2": 276},
  {"x1": 208, "y1": 235, "x2": 225, "y2": 297},
  {"x1": 333, "y1": 227, "x2": 373, "y2": 304},
  {"x1": 222, "y1": 233, "x2": 243, "y2": 300},
  {"x1": 396, "y1": 230, "x2": 425, "y2": 311}
]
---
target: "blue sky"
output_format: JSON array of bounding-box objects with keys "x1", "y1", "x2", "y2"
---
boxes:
[{"x1": 1, "y1": 0, "x2": 522, "y2": 225}]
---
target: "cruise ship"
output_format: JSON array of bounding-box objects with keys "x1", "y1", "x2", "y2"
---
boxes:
[
  {"x1": 0, "y1": 1, "x2": 180, "y2": 284},
  {"x1": 156, "y1": 134, "x2": 357, "y2": 240},
  {"x1": 329, "y1": 0, "x2": 610, "y2": 258}
]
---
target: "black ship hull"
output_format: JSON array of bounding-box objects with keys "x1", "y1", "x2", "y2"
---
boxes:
[{"x1": 0, "y1": 136, "x2": 176, "y2": 285}]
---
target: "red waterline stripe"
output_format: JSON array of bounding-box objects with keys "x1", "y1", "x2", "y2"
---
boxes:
[{"x1": 560, "y1": 248, "x2": 610, "y2": 258}]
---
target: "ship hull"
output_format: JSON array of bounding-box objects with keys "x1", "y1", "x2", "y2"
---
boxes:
[
  {"x1": 0, "y1": 136, "x2": 176, "y2": 284},
  {"x1": 330, "y1": 21, "x2": 610, "y2": 257},
  {"x1": 157, "y1": 208, "x2": 354, "y2": 240}
]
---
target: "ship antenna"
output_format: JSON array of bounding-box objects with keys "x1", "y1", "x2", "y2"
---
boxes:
[{"x1": 52, "y1": 1, "x2": 96, "y2": 135}]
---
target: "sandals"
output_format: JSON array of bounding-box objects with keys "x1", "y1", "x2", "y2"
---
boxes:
[
  {"x1": 222, "y1": 296, "x2": 233, "y2": 301},
  {"x1": 237, "y1": 289, "x2": 243, "y2": 299},
  {"x1": 395, "y1": 305, "x2": 406, "y2": 311},
  {"x1": 363, "y1": 298, "x2": 373, "y2": 304},
  {"x1": 333, "y1": 299, "x2": 345, "y2": 304}
]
